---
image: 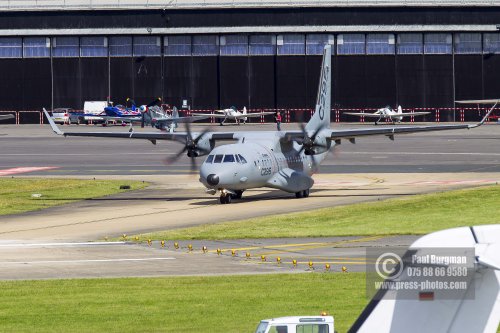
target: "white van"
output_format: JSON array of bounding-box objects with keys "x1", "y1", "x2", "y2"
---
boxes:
[{"x1": 255, "y1": 316, "x2": 334, "y2": 333}]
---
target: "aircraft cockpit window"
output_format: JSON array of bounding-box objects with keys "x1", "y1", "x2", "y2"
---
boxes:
[
  {"x1": 235, "y1": 154, "x2": 241, "y2": 163},
  {"x1": 214, "y1": 154, "x2": 224, "y2": 163},
  {"x1": 223, "y1": 154, "x2": 235, "y2": 163},
  {"x1": 206, "y1": 155, "x2": 214, "y2": 163},
  {"x1": 238, "y1": 154, "x2": 247, "y2": 164}
]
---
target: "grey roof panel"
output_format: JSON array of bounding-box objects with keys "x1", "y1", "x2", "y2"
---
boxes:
[{"x1": 2, "y1": 0, "x2": 500, "y2": 11}]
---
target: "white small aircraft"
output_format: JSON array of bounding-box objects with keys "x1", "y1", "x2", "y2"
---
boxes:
[
  {"x1": 344, "y1": 106, "x2": 430, "y2": 125},
  {"x1": 0, "y1": 114, "x2": 14, "y2": 121},
  {"x1": 351, "y1": 224, "x2": 500, "y2": 333},
  {"x1": 192, "y1": 106, "x2": 275, "y2": 125}
]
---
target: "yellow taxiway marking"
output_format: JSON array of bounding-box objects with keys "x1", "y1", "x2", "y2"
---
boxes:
[
  {"x1": 206, "y1": 235, "x2": 385, "y2": 255},
  {"x1": 254, "y1": 261, "x2": 368, "y2": 265}
]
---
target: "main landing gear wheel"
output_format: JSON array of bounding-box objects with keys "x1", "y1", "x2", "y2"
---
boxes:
[
  {"x1": 233, "y1": 190, "x2": 243, "y2": 199},
  {"x1": 295, "y1": 189, "x2": 310, "y2": 198},
  {"x1": 219, "y1": 194, "x2": 232, "y2": 204}
]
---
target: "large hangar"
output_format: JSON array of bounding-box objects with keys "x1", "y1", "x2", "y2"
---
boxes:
[{"x1": 1, "y1": 0, "x2": 500, "y2": 121}]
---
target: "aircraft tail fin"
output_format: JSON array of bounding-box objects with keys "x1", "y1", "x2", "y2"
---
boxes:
[
  {"x1": 243, "y1": 107, "x2": 247, "y2": 115},
  {"x1": 172, "y1": 106, "x2": 179, "y2": 118},
  {"x1": 306, "y1": 45, "x2": 331, "y2": 131},
  {"x1": 397, "y1": 105, "x2": 402, "y2": 114}
]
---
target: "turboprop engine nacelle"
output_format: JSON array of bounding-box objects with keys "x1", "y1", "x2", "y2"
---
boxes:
[
  {"x1": 187, "y1": 136, "x2": 214, "y2": 157},
  {"x1": 305, "y1": 135, "x2": 330, "y2": 155}
]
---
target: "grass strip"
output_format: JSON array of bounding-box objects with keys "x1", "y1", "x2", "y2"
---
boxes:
[
  {"x1": 0, "y1": 178, "x2": 148, "y2": 215},
  {"x1": 0, "y1": 273, "x2": 366, "y2": 333},
  {"x1": 134, "y1": 185, "x2": 500, "y2": 240}
]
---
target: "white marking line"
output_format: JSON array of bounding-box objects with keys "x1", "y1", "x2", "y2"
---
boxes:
[
  {"x1": 1, "y1": 153, "x2": 177, "y2": 156},
  {"x1": 0, "y1": 166, "x2": 58, "y2": 176},
  {"x1": 0, "y1": 258, "x2": 176, "y2": 265},
  {"x1": 0, "y1": 241, "x2": 126, "y2": 248},
  {"x1": 343, "y1": 152, "x2": 500, "y2": 156}
]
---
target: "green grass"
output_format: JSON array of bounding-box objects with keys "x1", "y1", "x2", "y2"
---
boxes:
[
  {"x1": 0, "y1": 178, "x2": 148, "y2": 215},
  {"x1": 0, "y1": 273, "x2": 366, "y2": 333},
  {"x1": 134, "y1": 185, "x2": 500, "y2": 240}
]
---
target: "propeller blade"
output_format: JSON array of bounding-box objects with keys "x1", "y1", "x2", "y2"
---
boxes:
[
  {"x1": 189, "y1": 156, "x2": 197, "y2": 174},
  {"x1": 147, "y1": 97, "x2": 162, "y2": 108},
  {"x1": 165, "y1": 145, "x2": 188, "y2": 165},
  {"x1": 141, "y1": 112, "x2": 145, "y2": 128}
]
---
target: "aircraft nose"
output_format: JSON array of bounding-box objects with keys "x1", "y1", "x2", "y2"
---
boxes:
[{"x1": 206, "y1": 174, "x2": 219, "y2": 186}]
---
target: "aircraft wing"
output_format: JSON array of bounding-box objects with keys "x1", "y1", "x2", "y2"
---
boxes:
[
  {"x1": 350, "y1": 225, "x2": 500, "y2": 333},
  {"x1": 398, "y1": 112, "x2": 431, "y2": 116},
  {"x1": 155, "y1": 115, "x2": 209, "y2": 124},
  {"x1": 283, "y1": 104, "x2": 495, "y2": 142},
  {"x1": 0, "y1": 114, "x2": 14, "y2": 121},
  {"x1": 102, "y1": 116, "x2": 141, "y2": 123},
  {"x1": 192, "y1": 113, "x2": 228, "y2": 119},
  {"x1": 43, "y1": 109, "x2": 234, "y2": 144},
  {"x1": 191, "y1": 112, "x2": 274, "y2": 119},
  {"x1": 456, "y1": 99, "x2": 500, "y2": 104},
  {"x1": 344, "y1": 112, "x2": 387, "y2": 118},
  {"x1": 241, "y1": 112, "x2": 276, "y2": 118},
  {"x1": 328, "y1": 124, "x2": 471, "y2": 140}
]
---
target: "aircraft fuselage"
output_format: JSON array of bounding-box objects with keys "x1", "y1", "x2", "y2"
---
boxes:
[{"x1": 199, "y1": 133, "x2": 331, "y2": 197}]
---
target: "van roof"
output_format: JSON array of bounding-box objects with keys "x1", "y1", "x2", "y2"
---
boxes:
[{"x1": 260, "y1": 316, "x2": 334, "y2": 325}]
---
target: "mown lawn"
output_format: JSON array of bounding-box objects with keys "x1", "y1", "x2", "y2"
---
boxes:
[
  {"x1": 0, "y1": 178, "x2": 148, "y2": 215},
  {"x1": 133, "y1": 185, "x2": 500, "y2": 240},
  {"x1": 0, "y1": 273, "x2": 366, "y2": 333}
]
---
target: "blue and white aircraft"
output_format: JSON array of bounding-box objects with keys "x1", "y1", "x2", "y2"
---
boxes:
[{"x1": 43, "y1": 45, "x2": 495, "y2": 204}]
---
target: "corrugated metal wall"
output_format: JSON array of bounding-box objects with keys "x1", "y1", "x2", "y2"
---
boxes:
[{"x1": 2, "y1": 53, "x2": 500, "y2": 111}]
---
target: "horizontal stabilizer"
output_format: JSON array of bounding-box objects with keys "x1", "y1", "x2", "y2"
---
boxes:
[
  {"x1": 0, "y1": 114, "x2": 14, "y2": 120},
  {"x1": 456, "y1": 99, "x2": 500, "y2": 105}
]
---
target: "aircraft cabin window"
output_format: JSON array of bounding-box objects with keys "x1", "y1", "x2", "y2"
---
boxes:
[
  {"x1": 223, "y1": 154, "x2": 235, "y2": 163},
  {"x1": 214, "y1": 154, "x2": 224, "y2": 163},
  {"x1": 206, "y1": 155, "x2": 214, "y2": 163},
  {"x1": 238, "y1": 154, "x2": 247, "y2": 164}
]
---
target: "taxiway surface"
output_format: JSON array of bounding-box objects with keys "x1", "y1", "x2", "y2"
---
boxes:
[{"x1": 0, "y1": 122, "x2": 499, "y2": 279}]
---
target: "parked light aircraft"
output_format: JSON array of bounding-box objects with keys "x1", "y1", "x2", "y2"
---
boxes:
[
  {"x1": 192, "y1": 106, "x2": 275, "y2": 125},
  {"x1": 344, "y1": 106, "x2": 430, "y2": 125},
  {"x1": 103, "y1": 106, "x2": 207, "y2": 132},
  {"x1": 351, "y1": 224, "x2": 500, "y2": 333},
  {"x1": 43, "y1": 45, "x2": 495, "y2": 204},
  {"x1": 0, "y1": 114, "x2": 14, "y2": 121},
  {"x1": 456, "y1": 99, "x2": 500, "y2": 120}
]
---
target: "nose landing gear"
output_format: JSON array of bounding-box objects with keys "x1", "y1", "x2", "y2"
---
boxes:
[
  {"x1": 219, "y1": 194, "x2": 232, "y2": 204},
  {"x1": 218, "y1": 190, "x2": 244, "y2": 204}
]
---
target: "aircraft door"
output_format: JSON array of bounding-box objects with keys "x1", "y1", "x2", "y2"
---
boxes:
[{"x1": 262, "y1": 146, "x2": 279, "y2": 174}]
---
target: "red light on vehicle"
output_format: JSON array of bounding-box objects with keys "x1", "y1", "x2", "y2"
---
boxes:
[{"x1": 419, "y1": 291, "x2": 434, "y2": 301}]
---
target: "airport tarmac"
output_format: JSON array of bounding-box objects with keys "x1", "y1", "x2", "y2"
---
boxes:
[
  {"x1": 0, "y1": 236, "x2": 417, "y2": 279},
  {"x1": 1, "y1": 123, "x2": 500, "y2": 175},
  {"x1": 0, "y1": 122, "x2": 499, "y2": 279}
]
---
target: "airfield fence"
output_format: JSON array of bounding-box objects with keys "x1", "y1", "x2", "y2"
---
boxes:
[{"x1": 1, "y1": 108, "x2": 496, "y2": 125}]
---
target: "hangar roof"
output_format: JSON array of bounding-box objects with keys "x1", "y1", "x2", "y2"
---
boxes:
[{"x1": 1, "y1": 0, "x2": 500, "y2": 11}]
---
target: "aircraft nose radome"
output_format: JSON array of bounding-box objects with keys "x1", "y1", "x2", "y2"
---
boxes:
[{"x1": 206, "y1": 174, "x2": 219, "y2": 186}]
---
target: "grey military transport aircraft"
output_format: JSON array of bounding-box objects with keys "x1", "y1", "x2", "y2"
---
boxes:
[{"x1": 43, "y1": 45, "x2": 496, "y2": 204}]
